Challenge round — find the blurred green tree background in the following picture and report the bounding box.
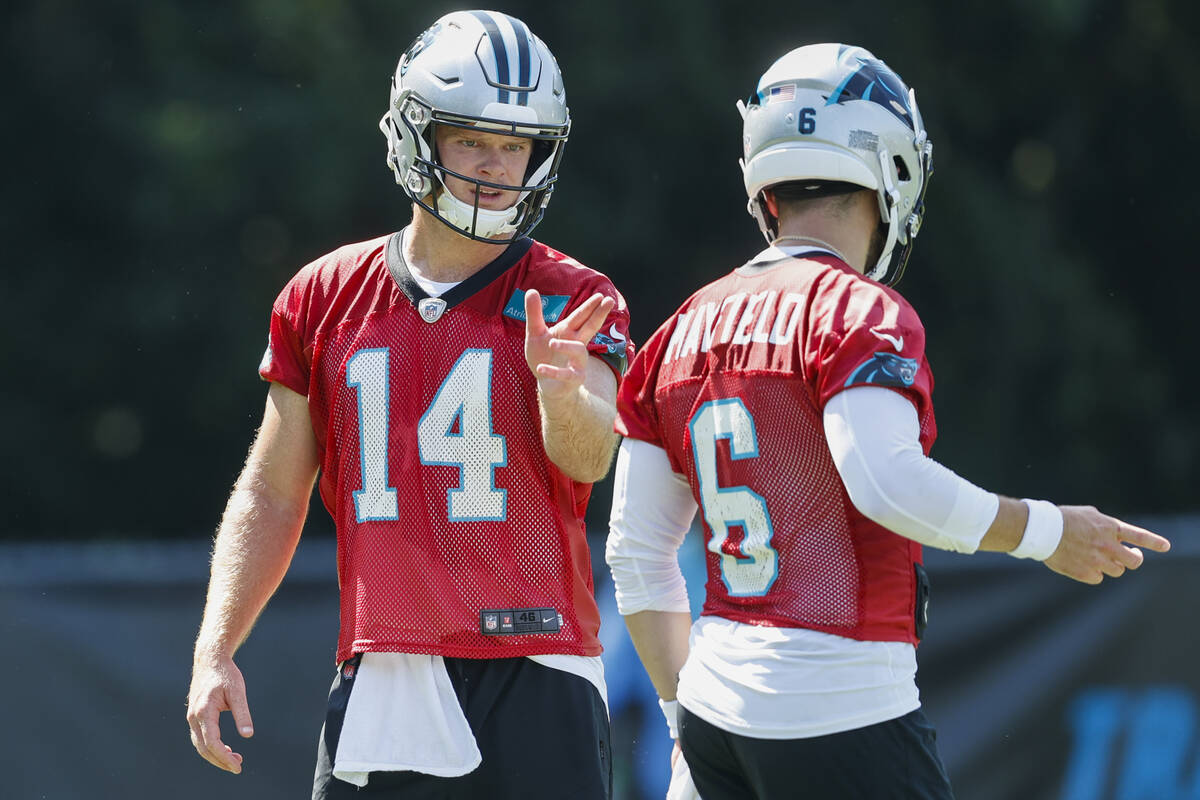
[4,0,1196,539]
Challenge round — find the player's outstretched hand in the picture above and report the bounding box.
[187,654,255,773]
[523,289,615,404]
[1044,505,1171,585]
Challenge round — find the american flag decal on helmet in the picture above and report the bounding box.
[766,84,796,104]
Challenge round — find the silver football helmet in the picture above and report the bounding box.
[738,43,934,285]
[380,10,570,242]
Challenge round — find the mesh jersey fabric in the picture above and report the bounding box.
[261,232,632,663]
[615,250,935,644]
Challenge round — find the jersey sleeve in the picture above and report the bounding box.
[808,276,934,423]
[258,269,314,397]
[614,316,670,446]
[582,280,634,377]
[526,248,635,377]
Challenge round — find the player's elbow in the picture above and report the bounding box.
[839,457,926,538]
[843,476,896,529]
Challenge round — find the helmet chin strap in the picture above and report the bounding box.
[435,186,521,239]
[866,213,900,283]
[866,147,903,283]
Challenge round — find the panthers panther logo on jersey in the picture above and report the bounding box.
[845,351,919,388]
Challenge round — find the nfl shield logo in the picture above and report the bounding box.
[418,297,447,323]
[484,613,499,632]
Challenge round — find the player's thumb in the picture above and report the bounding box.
[229,688,255,738]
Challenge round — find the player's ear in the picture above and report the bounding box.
[763,189,779,218]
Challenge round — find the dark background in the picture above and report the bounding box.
[4,0,1197,539]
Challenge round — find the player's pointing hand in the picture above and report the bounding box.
[1044,506,1171,584]
[524,289,615,403]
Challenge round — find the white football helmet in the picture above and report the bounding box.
[738,43,933,285]
[379,10,570,242]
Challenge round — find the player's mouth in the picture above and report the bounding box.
[474,187,508,207]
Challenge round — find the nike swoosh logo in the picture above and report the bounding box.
[873,331,904,351]
[543,616,556,624]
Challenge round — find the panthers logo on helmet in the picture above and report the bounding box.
[399,23,441,76]
[845,351,919,389]
[826,50,914,130]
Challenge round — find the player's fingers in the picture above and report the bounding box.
[524,289,548,337]
[195,691,246,773]
[1053,559,1103,586]
[1100,560,1126,579]
[194,712,241,773]
[1115,545,1145,571]
[187,715,206,758]
[1118,522,1171,553]
[559,293,607,336]
[228,687,255,739]
[578,296,616,339]
[548,338,589,362]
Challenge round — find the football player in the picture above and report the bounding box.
[186,11,629,799]
[606,43,1170,799]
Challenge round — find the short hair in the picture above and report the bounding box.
[771,181,863,217]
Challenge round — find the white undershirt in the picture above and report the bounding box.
[606,386,999,738]
[407,268,460,297]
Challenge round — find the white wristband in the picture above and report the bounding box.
[659,698,680,739]
[1011,499,1064,560]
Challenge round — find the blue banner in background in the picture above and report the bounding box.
[0,516,1195,800]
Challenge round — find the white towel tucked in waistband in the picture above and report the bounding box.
[332,652,481,787]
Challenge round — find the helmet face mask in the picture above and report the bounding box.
[739,44,934,285]
[380,11,570,242]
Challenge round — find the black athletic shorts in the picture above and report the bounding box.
[679,705,954,800]
[312,654,611,800]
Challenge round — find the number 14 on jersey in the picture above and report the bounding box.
[345,347,508,523]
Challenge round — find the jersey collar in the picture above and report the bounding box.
[385,227,534,312]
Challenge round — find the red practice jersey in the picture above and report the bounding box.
[261,232,631,663]
[616,249,935,645]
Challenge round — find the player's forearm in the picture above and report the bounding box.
[539,369,619,483]
[193,477,309,662]
[622,610,693,701]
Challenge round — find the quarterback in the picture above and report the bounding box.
[187,11,629,799]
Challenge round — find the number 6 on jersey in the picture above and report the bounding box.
[689,399,778,596]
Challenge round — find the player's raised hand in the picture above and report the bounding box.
[187,654,255,773]
[524,288,614,403]
[1044,505,1171,584]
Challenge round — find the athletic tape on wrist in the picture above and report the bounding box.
[1011,499,1064,561]
[659,698,680,740]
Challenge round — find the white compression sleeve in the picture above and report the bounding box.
[823,386,999,553]
[605,438,698,615]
